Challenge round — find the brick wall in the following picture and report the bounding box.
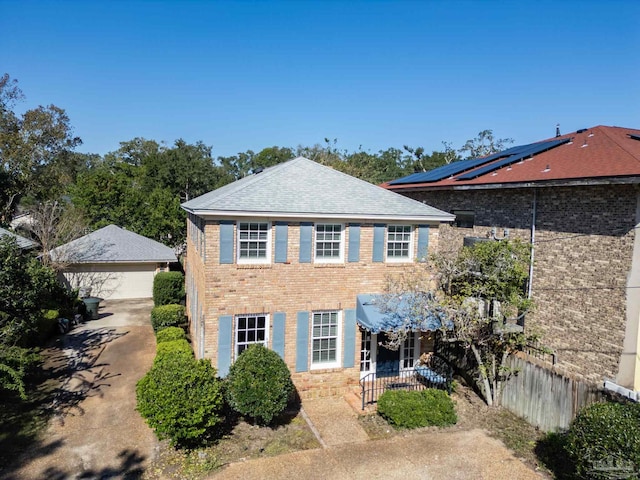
[186,219,441,398]
[406,184,637,383]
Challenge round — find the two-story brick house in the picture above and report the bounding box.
[383,126,640,395]
[182,157,454,398]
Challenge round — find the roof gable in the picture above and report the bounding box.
[50,225,177,263]
[182,157,454,222]
[384,126,640,191]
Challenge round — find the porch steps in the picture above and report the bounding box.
[344,387,377,415]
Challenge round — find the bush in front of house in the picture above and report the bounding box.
[136,353,225,448]
[225,344,295,425]
[154,339,193,365]
[565,401,640,478]
[150,304,185,333]
[377,388,457,429]
[156,326,186,344]
[153,271,185,307]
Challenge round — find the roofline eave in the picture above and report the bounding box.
[181,208,454,223]
[385,175,640,192]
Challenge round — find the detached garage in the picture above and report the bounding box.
[51,225,178,300]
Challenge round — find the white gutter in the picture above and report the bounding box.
[185,210,456,223]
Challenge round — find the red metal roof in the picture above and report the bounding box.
[383,126,640,191]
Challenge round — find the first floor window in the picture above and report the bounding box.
[238,222,270,262]
[312,311,340,367]
[235,314,268,358]
[387,225,412,261]
[452,210,475,228]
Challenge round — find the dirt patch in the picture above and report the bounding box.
[143,412,320,480]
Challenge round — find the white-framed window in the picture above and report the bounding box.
[314,223,344,263]
[237,221,271,264]
[386,225,413,262]
[311,311,341,369]
[235,313,269,359]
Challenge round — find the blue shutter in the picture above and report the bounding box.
[373,224,385,262]
[299,222,313,263]
[343,309,357,368]
[275,222,288,263]
[272,312,286,359]
[219,221,234,264]
[348,224,360,262]
[296,311,309,372]
[218,315,233,377]
[417,225,430,261]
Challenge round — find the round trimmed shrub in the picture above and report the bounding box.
[377,388,457,429]
[136,355,224,447]
[153,271,185,307]
[225,344,295,425]
[150,304,185,333]
[565,401,640,478]
[155,339,193,365]
[156,326,186,344]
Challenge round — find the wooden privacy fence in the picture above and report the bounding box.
[500,355,603,432]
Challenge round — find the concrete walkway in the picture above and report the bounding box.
[7,299,158,480]
[301,396,369,447]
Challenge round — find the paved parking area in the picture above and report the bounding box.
[10,299,158,480]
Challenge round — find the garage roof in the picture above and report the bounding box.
[50,225,177,264]
[0,227,38,250]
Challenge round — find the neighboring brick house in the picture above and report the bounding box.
[181,157,454,398]
[383,125,640,393]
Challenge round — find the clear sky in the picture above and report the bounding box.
[2,0,639,158]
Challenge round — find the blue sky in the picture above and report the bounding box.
[2,0,639,158]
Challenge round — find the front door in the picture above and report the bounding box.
[376,332,400,377]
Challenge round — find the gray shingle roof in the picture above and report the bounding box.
[182,157,454,222]
[50,225,177,263]
[0,227,38,250]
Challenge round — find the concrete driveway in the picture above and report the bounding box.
[8,299,158,480]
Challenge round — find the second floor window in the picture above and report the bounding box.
[238,222,270,263]
[387,225,412,261]
[315,224,343,263]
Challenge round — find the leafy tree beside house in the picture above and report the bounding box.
[377,239,533,407]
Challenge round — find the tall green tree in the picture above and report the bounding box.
[0,74,82,224]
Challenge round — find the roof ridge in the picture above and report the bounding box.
[199,157,301,206]
[597,126,640,165]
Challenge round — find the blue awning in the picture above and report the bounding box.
[356,293,447,334]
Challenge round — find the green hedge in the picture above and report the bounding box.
[153,272,185,307]
[377,389,457,429]
[34,309,59,344]
[150,304,185,333]
[136,354,225,447]
[565,401,640,478]
[225,344,295,425]
[156,326,186,344]
[155,339,193,365]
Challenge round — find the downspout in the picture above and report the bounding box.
[528,189,537,299]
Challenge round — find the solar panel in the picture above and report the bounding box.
[456,138,571,180]
[388,142,539,185]
[629,134,640,141]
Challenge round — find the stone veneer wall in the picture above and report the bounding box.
[405,184,637,384]
[185,219,441,398]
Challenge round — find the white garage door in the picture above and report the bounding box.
[63,263,157,300]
